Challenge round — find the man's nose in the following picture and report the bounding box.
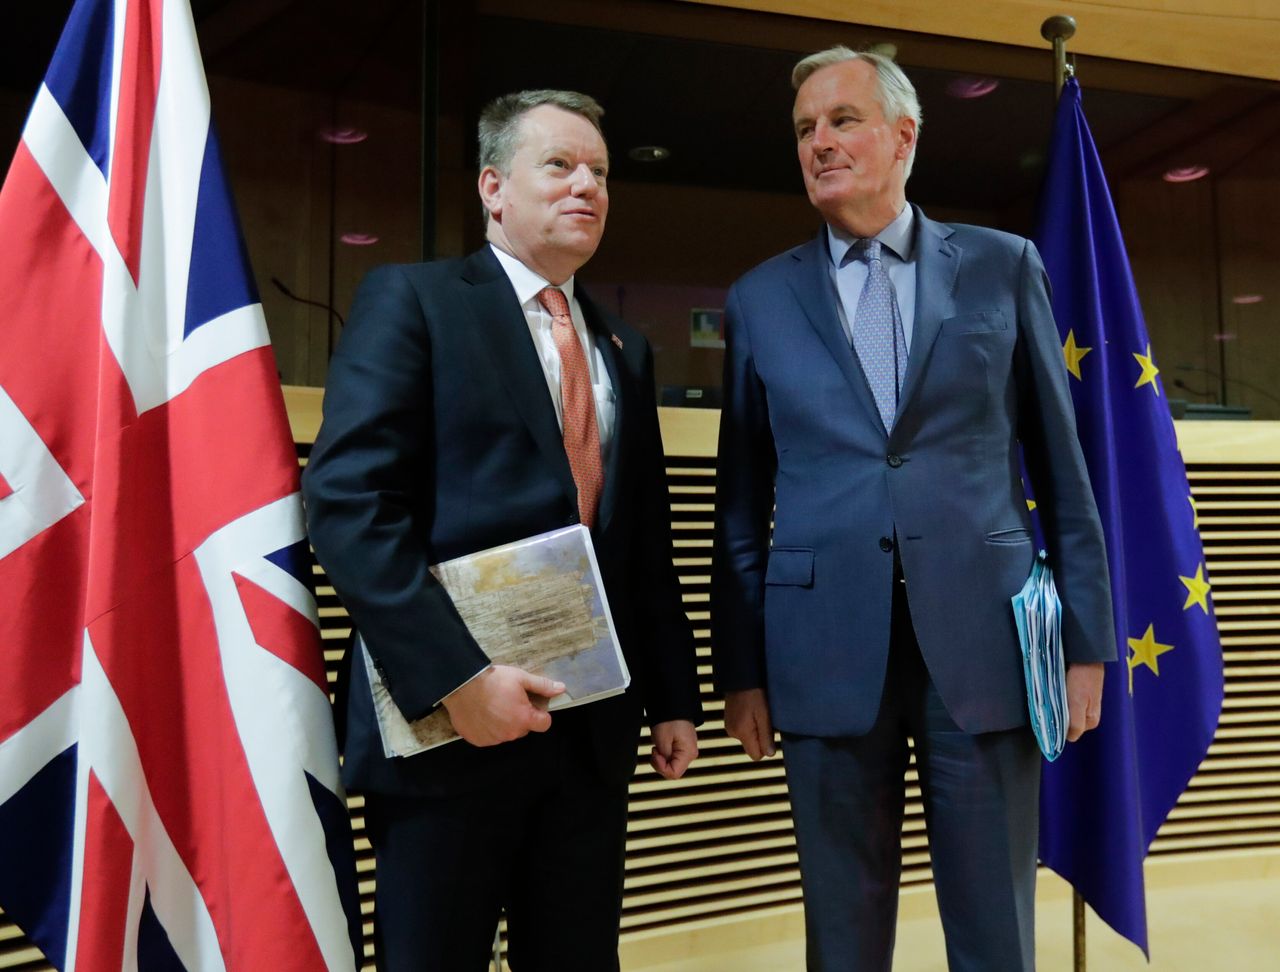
[811,121,835,153]
[570,164,598,195]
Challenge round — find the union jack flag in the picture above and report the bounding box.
[0,1,359,969]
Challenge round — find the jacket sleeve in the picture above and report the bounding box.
[1015,239,1119,665]
[629,337,704,726]
[301,265,489,721]
[710,282,778,692]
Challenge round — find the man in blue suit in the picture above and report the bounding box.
[303,90,701,971]
[712,48,1117,971]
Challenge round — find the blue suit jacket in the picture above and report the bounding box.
[712,206,1116,736]
[303,247,701,795]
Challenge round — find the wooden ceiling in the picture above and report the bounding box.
[5,0,1279,229]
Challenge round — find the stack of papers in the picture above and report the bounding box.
[362,524,630,757]
[1011,550,1068,761]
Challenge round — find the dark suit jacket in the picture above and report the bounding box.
[712,206,1117,737]
[303,246,701,796]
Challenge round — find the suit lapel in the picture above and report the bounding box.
[785,234,885,431]
[459,248,578,507]
[898,206,960,427]
[579,285,625,538]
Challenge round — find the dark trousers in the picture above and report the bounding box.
[782,573,1041,972]
[363,724,630,972]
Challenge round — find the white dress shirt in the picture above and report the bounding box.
[826,204,917,352]
[489,244,615,461]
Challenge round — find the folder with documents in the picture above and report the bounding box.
[1011,550,1069,761]
[361,524,630,757]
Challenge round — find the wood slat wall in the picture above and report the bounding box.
[3,414,1278,970]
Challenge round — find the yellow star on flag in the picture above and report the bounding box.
[1189,494,1199,530]
[1133,343,1161,396]
[1180,564,1211,613]
[1026,498,1037,512]
[1063,329,1092,381]
[1127,623,1175,693]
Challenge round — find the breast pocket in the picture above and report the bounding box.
[940,310,1007,335]
[986,527,1031,546]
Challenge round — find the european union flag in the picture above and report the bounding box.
[1032,76,1225,954]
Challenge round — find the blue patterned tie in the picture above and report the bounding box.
[850,238,907,432]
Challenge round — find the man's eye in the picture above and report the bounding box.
[796,127,813,140]
[549,159,568,169]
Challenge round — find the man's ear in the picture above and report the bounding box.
[478,166,503,219]
[895,116,917,163]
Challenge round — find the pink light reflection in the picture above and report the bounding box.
[319,127,368,145]
[945,77,999,99]
[1163,165,1209,183]
[340,233,380,246]
[1232,294,1264,305]
[1212,332,1237,342]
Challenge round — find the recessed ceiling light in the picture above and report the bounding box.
[946,77,999,99]
[340,232,379,246]
[1232,294,1264,305]
[628,146,670,162]
[1163,165,1209,183]
[320,127,368,145]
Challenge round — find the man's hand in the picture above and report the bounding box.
[441,665,565,747]
[1065,662,1105,742]
[724,688,777,760]
[650,720,699,780]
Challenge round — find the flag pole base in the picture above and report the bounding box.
[1073,889,1087,972]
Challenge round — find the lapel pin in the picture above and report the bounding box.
[611,334,624,350]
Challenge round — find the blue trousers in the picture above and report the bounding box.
[782,575,1040,971]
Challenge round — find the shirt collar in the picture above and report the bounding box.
[489,243,576,310]
[826,204,915,268]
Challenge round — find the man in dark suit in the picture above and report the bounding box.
[303,89,701,972]
[712,48,1117,971]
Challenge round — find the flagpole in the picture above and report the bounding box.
[1040,18,1085,971]
[1041,15,1076,100]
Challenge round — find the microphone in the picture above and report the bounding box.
[271,277,346,330]
[1169,378,1215,400]
[1175,364,1280,408]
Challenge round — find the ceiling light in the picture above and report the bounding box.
[1162,165,1209,183]
[340,232,379,246]
[946,77,999,99]
[628,146,670,162]
[1232,294,1263,305]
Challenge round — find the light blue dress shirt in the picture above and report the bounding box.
[826,204,917,352]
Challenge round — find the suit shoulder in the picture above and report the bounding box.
[941,221,1030,260]
[731,240,814,293]
[356,257,470,292]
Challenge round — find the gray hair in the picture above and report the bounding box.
[478,89,606,175]
[792,46,922,178]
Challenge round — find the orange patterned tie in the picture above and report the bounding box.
[537,287,603,528]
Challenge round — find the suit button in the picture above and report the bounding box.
[879,536,894,552]
[887,454,903,468]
